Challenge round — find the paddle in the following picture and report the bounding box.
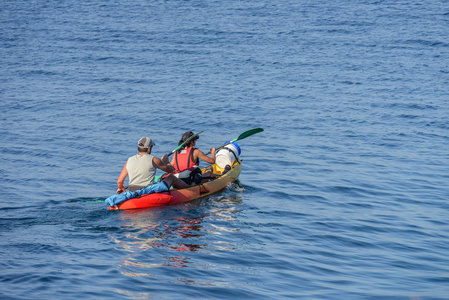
[206,127,264,155]
[167,131,204,157]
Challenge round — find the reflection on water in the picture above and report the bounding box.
[110,192,243,279]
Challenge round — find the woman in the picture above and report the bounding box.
[171,131,216,172]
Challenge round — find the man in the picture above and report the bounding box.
[116,137,189,194]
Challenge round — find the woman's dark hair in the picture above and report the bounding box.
[178,131,199,148]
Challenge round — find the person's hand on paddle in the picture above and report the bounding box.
[161,154,170,165]
[210,147,216,155]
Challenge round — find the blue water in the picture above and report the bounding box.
[1,0,449,299]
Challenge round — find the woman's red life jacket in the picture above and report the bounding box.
[173,147,199,171]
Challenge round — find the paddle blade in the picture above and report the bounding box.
[232,127,264,142]
[206,127,264,154]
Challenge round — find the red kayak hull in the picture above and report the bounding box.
[108,162,241,210]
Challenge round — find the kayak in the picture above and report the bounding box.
[107,160,242,210]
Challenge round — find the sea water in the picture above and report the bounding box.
[1,0,448,299]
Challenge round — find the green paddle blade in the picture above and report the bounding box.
[207,127,264,155]
[231,127,264,143]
